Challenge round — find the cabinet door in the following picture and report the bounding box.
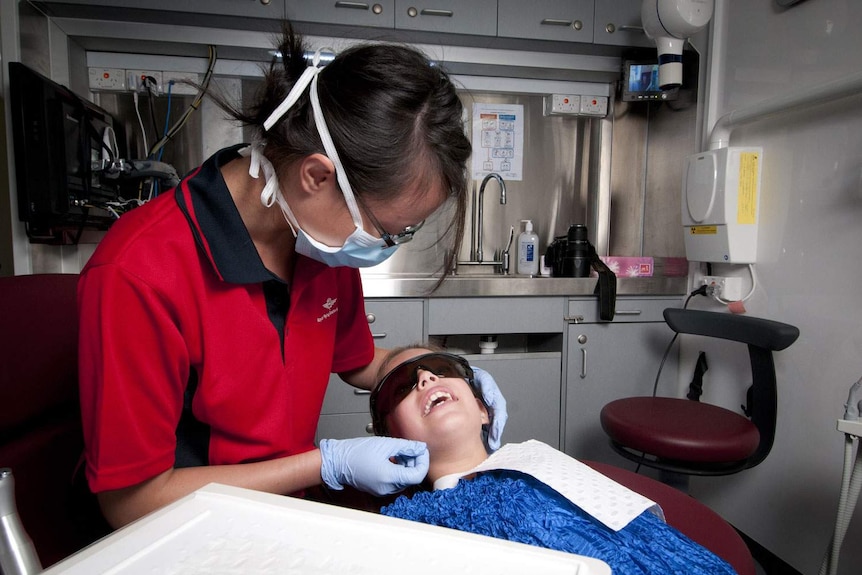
[394,0,497,36]
[593,0,652,48]
[563,321,677,465]
[317,299,424,441]
[42,0,284,18]
[468,353,561,449]
[497,0,593,43]
[287,0,395,28]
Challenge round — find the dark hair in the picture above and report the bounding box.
[215,23,471,277]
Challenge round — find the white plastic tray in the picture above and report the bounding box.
[44,483,611,574]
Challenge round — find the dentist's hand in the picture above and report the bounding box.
[472,366,508,451]
[319,437,429,495]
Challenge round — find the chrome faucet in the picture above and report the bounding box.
[472,173,507,263]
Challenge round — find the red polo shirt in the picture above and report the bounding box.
[78,145,374,493]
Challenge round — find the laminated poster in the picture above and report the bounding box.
[471,103,524,181]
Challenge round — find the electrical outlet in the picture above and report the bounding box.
[162,71,202,96]
[127,70,163,94]
[701,276,743,301]
[544,94,580,115]
[580,96,608,116]
[88,68,126,91]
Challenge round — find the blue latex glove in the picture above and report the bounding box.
[319,437,429,495]
[472,366,508,451]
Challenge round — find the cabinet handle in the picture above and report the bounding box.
[564,315,584,324]
[365,423,375,434]
[420,8,454,17]
[354,389,371,395]
[335,1,370,10]
[541,18,571,26]
[615,310,642,316]
[371,332,387,339]
[580,348,587,379]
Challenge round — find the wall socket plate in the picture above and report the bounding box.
[544,94,581,115]
[702,275,743,301]
[128,70,163,93]
[88,67,126,91]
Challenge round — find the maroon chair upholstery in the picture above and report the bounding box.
[601,308,799,476]
[585,460,756,575]
[0,274,109,567]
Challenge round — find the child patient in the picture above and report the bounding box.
[370,346,737,575]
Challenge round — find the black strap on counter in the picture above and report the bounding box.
[588,242,616,321]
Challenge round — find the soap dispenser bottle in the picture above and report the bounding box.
[517,219,539,276]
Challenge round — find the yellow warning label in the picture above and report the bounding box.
[689,226,718,235]
[737,152,759,224]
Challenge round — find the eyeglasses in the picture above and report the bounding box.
[354,193,425,248]
[370,352,474,435]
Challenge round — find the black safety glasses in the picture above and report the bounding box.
[370,352,474,435]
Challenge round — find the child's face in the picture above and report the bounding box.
[382,349,489,446]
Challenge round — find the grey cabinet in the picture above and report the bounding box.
[427,296,566,449]
[315,299,424,442]
[593,0,652,48]
[562,297,679,465]
[394,0,497,36]
[41,0,284,18]
[287,0,395,28]
[497,0,594,43]
[468,352,562,448]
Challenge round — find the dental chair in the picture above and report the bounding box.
[600,308,799,480]
[0,273,110,569]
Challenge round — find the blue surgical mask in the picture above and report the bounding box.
[243,49,399,269]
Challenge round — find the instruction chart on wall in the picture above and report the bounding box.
[472,103,524,181]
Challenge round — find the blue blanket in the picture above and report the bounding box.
[382,471,736,575]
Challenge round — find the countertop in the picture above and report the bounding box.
[361,256,690,298]
[360,274,688,298]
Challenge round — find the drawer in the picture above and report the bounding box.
[566,296,681,324]
[428,297,565,335]
[321,299,424,414]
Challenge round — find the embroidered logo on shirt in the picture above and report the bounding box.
[318,297,338,322]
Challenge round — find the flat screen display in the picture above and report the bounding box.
[621,61,679,102]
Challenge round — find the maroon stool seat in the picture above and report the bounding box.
[600,308,799,476]
[602,396,760,463]
[585,460,756,575]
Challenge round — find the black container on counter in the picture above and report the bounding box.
[545,224,591,278]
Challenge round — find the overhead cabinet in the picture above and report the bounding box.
[37,0,285,19]
[497,0,594,43]
[394,0,497,36]
[287,1,395,29]
[593,0,652,48]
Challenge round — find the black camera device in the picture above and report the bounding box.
[545,224,592,278]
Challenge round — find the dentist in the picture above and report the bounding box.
[77,24,507,529]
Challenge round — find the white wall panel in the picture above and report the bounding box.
[688,2,862,574]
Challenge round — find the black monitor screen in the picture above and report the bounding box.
[621,60,679,102]
[8,61,124,243]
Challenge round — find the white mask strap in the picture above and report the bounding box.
[309,74,364,229]
[263,48,329,132]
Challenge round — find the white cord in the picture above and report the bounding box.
[132,91,148,156]
[820,436,862,575]
[713,263,758,305]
